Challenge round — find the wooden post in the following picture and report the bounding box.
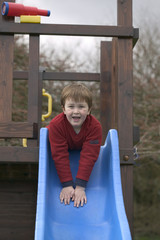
[100,41,112,144]
[0,0,14,122]
[27,35,41,147]
[100,39,119,142]
[111,38,118,130]
[117,0,134,236]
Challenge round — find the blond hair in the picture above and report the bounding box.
[61,83,92,109]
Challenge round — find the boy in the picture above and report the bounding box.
[48,83,102,207]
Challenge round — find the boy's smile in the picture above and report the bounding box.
[63,99,90,133]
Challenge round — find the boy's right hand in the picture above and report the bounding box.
[60,186,75,205]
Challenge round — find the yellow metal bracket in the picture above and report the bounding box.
[23,89,52,147]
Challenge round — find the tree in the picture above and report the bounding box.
[133,22,160,237]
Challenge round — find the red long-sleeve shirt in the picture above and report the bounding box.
[48,112,102,188]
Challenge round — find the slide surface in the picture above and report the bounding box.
[34,128,132,240]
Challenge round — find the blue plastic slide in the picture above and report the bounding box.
[34,128,132,240]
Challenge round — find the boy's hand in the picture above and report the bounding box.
[73,186,87,207]
[60,186,75,205]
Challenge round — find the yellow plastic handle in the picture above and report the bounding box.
[41,88,52,121]
[23,89,52,147]
[22,138,27,147]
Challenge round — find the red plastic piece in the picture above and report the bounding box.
[2,2,50,17]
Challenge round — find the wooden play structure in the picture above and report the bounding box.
[0,0,139,239]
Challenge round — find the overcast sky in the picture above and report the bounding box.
[16,0,160,25]
[16,0,160,56]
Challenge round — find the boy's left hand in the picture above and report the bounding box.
[73,186,87,207]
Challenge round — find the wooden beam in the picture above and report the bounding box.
[0,36,13,121]
[0,146,39,163]
[117,38,133,150]
[0,180,37,239]
[13,71,100,82]
[0,0,14,122]
[100,41,112,144]
[117,0,133,236]
[43,72,100,82]
[118,0,132,26]
[0,122,38,138]
[27,35,41,147]
[111,38,118,130]
[13,71,28,80]
[28,35,40,124]
[0,22,138,38]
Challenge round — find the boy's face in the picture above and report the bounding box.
[63,98,90,133]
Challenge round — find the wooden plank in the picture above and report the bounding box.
[43,72,100,82]
[38,71,43,133]
[0,146,39,163]
[117,39,133,233]
[118,0,132,26]
[0,180,37,240]
[27,35,40,147]
[121,165,133,232]
[0,22,138,38]
[0,0,15,122]
[13,71,100,82]
[13,71,28,79]
[0,163,38,180]
[0,122,38,138]
[100,41,112,144]
[28,35,40,123]
[117,0,133,236]
[117,38,133,148]
[0,35,13,122]
[111,38,118,130]
[0,228,35,240]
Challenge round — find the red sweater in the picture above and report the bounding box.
[48,113,102,188]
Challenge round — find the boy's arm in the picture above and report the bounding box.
[49,123,74,187]
[75,123,102,188]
